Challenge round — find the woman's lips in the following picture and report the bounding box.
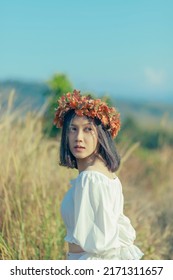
[74,146,85,151]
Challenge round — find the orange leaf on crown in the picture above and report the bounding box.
[75,109,84,116]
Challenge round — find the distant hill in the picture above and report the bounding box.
[0,80,173,129]
[112,97,173,128]
[0,80,49,112]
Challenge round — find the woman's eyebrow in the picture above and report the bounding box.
[70,122,92,127]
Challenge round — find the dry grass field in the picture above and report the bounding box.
[0,95,173,260]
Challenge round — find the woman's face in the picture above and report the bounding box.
[68,115,98,161]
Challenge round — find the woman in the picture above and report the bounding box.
[54,89,144,260]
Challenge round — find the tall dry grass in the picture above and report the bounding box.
[0,93,173,259]
[119,144,173,259]
[0,93,76,259]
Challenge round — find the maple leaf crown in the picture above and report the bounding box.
[53,89,120,138]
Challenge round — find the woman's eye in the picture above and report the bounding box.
[69,126,76,132]
[85,127,92,132]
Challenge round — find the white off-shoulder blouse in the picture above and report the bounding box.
[61,170,144,260]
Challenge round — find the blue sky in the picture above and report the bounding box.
[0,0,173,101]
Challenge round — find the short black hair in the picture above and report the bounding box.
[59,110,120,172]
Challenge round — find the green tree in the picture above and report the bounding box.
[43,73,73,137]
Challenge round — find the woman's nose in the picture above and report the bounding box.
[76,129,83,141]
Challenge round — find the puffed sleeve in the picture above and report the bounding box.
[72,172,121,254]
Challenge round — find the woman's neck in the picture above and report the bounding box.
[77,155,105,173]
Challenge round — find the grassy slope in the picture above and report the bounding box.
[0,97,173,260]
